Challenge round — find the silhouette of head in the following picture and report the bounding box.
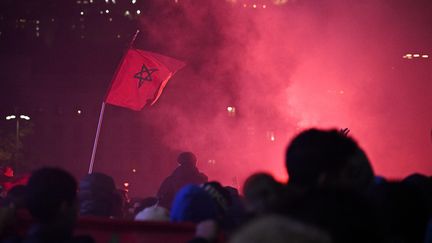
[285,129,374,190]
[78,172,117,217]
[177,152,197,167]
[26,167,77,223]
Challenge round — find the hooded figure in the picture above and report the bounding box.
[157,152,208,209]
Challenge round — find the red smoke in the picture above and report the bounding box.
[129,0,431,190]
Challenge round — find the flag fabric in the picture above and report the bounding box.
[105,48,185,111]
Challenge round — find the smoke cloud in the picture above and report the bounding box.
[109,0,431,193]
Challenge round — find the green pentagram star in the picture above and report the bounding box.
[134,64,158,88]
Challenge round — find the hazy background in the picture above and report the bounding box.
[0,0,431,197]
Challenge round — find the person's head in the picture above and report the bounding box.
[134,206,170,222]
[243,173,283,214]
[78,172,117,217]
[128,197,158,217]
[285,129,374,190]
[26,167,78,225]
[177,152,197,167]
[171,182,230,223]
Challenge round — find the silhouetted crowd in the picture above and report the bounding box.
[0,128,431,243]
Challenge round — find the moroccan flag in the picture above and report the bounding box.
[105,48,185,111]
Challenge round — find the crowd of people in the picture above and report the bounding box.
[0,128,431,243]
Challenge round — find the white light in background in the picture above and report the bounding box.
[136,10,141,14]
[132,168,136,173]
[20,115,30,120]
[227,106,236,117]
[266,131,276,142]
[403,53,429,59]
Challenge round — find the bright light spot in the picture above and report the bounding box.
[262,4,267,8]
[422,54,429,58]
[227,106,236,116]
[124,10,130,16]
[77,109,82,115]
[6,115,16,120]
[413,54,420,57]
[35,26,39,30]
[252,4,257,8]
[20,115,30,120]
[132,0,136,3]
[132,168,136,173]
[124,182,129,187]
[100,10,104,14]
[35,20,40,24]
[403,54,413,59]
[136,10,141,14]
[109,17,113,21]
[174,0,179,3]
[267,131,276,142]
[243,3,247,7]
[105,9,110,13]
[90,0,93,3]
[36,32,40,37]
[208,159,216,165]
[105,0,109,2]
[80,11,84,15]
[111,0,116,3]
[51,18,55,22]
[117,34,121,38]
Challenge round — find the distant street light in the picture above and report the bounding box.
[5,114,31,168]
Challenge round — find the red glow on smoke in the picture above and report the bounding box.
[100,0,432,196]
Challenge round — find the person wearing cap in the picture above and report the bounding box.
[157,152,208,209]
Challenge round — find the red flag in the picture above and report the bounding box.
[105,48,185,111]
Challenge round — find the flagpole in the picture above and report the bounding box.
[88,102,106,174]
[87,29,140,174]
